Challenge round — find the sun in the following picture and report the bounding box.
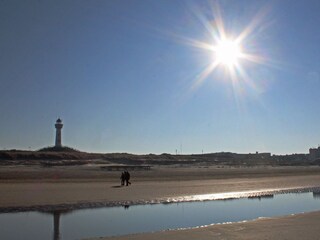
[180,2,270,91]
[214,39,242,67]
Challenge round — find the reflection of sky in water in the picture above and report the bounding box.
[1,192,320,240]
[0,212,52,240]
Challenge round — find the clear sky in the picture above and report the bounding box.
[1,0,320,154]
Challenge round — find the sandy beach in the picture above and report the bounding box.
[1,165,320,209]
[1,165,320,239]
[92,211,320,240]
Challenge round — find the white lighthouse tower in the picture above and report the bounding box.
[55,118,63,147]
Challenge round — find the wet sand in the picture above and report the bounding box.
[1,165,320,239]
[92,211,320,240]
[1,165,320,210]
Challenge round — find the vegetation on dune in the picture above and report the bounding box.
[37,146,80,153]
[0,148,317,167]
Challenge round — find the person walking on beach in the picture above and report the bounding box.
[124,171,131,186]
[120,172,125,186]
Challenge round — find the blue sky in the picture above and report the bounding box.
[1,0,320,154]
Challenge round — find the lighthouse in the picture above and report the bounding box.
[55,118,63,147]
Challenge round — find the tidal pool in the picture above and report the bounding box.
[1,191,320,240]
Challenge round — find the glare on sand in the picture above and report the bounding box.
[168,190,275,202]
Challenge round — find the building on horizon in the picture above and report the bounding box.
[309,147,320,161]
[55,118,63,147]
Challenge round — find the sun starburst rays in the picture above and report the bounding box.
[179,2,275,111]
[191,60,220,90]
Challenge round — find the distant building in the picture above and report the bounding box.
[256,152,271,158]
[309,147,320,160]
[55,118,63,147]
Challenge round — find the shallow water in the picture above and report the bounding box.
[1,191,320,240]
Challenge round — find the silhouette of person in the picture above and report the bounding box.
[120,172,125,186]
[124,171,131,186]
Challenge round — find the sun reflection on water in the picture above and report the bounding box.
[164,187,317,203]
